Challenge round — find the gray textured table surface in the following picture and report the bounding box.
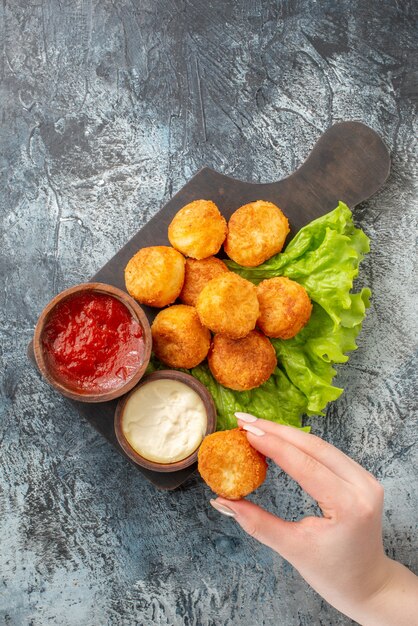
[1,1,417,625]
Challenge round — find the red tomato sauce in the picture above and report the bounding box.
[42,292,145,393]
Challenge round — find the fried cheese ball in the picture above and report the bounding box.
[125,246,185,308]
[208,331,277,391]
[224,200,290,267]
[168,200,227,259]
[257,277,312,339]
[151,304,210,368]
[198,429,267,500]
[196,273,259,339]
[179,257,229,307]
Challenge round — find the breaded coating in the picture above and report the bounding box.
[196,273,259,339]
[224,200,290,267]
[179,257,229,307]
[125,246,185,308]
[198,429,267,500]
[168,200,228,259]
[257,277,312,339]
[151,304,211,368]
[208,331,277,391]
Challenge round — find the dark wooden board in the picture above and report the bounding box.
[28,121,390,490]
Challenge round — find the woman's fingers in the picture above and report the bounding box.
[212,497,308,560]
[235,413,373,488]
[234,425,354,516]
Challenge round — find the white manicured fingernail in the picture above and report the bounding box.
[242,423,265,437]
[235,412,258,423]
[210,499,236,518]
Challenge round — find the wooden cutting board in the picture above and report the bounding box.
[28,121,390,490]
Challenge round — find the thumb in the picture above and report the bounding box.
[212,497,302,560]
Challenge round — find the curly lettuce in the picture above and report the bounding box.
[150,202,371,430]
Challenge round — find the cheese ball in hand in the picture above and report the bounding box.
[224,200,290,267]
[151,304,211,369]
[179,257,229,307]
[125,246,185,308]
[257,277,312,339]
[198,429,267,500]
[208,330,277,391]
[196,273,259,339]
[168,200,227,259]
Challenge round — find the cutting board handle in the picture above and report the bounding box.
[283,121,390,214]
[195,121,390,229]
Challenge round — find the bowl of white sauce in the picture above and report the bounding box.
[114,370,217,472]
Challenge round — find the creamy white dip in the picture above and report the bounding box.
[122,379,207,463]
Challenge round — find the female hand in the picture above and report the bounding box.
[210,414,418,626]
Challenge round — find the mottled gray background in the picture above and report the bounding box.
[1,1,417,625]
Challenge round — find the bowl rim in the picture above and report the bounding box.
[33,282,152,403]
[114,370,217,472]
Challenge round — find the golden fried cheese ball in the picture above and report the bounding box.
[179,257,229,307]
[168,200,227,259]
[125,246,185,308]
[198,429,267,500]
[208,331,277,391]
[224,200,290,267]
[196,273,259,339]
[151,304,210,369]
[256,277,312,339]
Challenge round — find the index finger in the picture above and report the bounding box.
[238,426,353,517]
[235,412,375,488]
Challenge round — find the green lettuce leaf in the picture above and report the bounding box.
[150,202,371,430]
[271,292,370,416]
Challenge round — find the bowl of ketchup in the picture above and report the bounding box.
[33,283,152,402]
